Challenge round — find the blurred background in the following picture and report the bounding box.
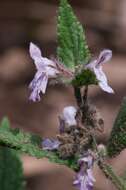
[0,0,126,190]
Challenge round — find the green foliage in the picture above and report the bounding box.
[72,69,98,87]
[107,98,126,157]
[57,0,91,69]
[0,147,24,190]
[0,118,78,170]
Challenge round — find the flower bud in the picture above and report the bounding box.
[62,106,77,126]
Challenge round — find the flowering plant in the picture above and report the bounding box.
[0,0,126,190]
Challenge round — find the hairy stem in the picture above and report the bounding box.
[73,84,126,190]
[91,134,126,190]
[98,160,126,190]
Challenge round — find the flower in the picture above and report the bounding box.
[58,106,77,133]
[73,154,95,190]
[62,106,77,126]
[86,49,114,93]
[42,138,60,150]
[29,42,60,101]
[29,42,73,101]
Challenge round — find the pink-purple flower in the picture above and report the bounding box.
[42,138,60,150]
[86,49,114,93]
[29,42,60,101]
[29,42,73,101]
[29,43,114,101]
[73,154,95,190]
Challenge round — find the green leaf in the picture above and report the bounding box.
[107,98,126,157]
[0,118,78,170]
[0,147,24,190]
[57,0,91,69]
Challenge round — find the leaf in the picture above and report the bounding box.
[0,118,78,170]
[107,98,126,157]
[0,147,24,190]
[57,0,90,69]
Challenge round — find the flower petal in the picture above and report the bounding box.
[62,106,77,126]
[29,42,42,58]
[74,153,95,190]
[39,74,48,94]
[99,81,114,93]
[94,66,114,93]
[42,138,60,150]
[29,71,48,101]
[73,169,95,190]
[29,89,40,102]
[87,169,96,184]
[96,49,112,66]
[94,66,107,83]
[29,42,43,69]
[78,155,93,168]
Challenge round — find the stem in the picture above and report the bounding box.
[73,86,82,108]
[81,85,89,123]
[73,85,126,189]
[91,134,126,190]
[82,85,88,105]
[98,160,126,190]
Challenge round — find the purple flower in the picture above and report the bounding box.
[78,155,93,168]
[29,42,59,101]
[86,49,114,93]
[73,154,95,190]
[29,42,73,101]
[42,138,60,150]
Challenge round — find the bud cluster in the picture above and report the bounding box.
[56,104,104,159]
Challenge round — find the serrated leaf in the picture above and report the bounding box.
[0,147,24,190]
[57,0,90,69]
[107,98,126,157]
[0,118,78,170]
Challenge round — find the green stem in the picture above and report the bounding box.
[91,134,126,190]
[98,160,126,190]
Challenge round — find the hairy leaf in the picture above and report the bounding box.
[57,0,90,69]
[107,98,126,157]
[0,118,78,170]
[0,147,24,190]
